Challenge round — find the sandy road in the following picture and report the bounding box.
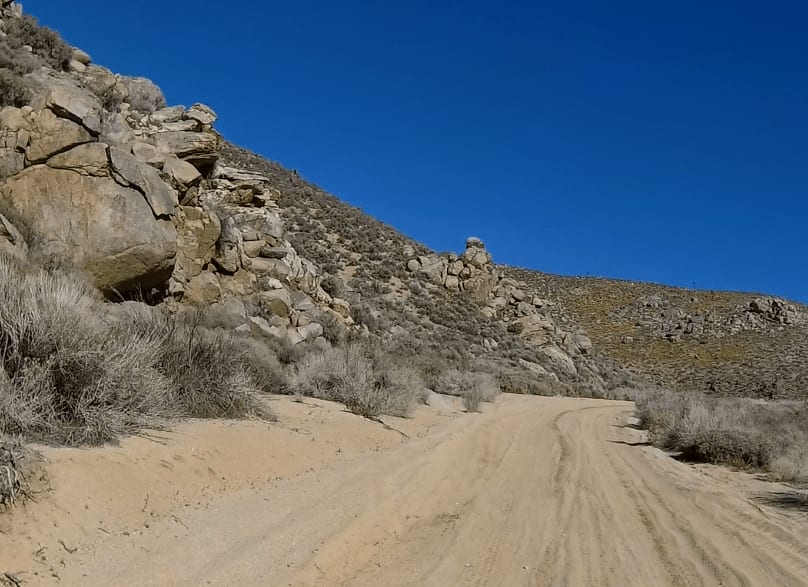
[5,395,808,586]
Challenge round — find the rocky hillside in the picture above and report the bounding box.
[0,1,630,402]
[2,1,799,404]
[506,268,808,398]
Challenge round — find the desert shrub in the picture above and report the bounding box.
[770,447,808,485]
[120,76,166,112]
[0,261,170,444]
[0,256,267,445]
[0,36,39,75]
[320,274,344,298]
[317,311,347,346]
[240,336,289,394]
[0,437,27,509]
[4,15,72,71]
[0,69,31,108]
[290,341,423,417]
[434,368,500,412]
[121,309,268,420]
[497,369,570,396]
[636,389,808,474]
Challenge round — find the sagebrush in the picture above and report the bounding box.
[434,368,500,412]
[0,255,271,445]
[636,388,808,482]
[290,341,424,417]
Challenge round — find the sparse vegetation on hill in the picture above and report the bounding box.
[507,268,808,399]
[4,14,72,71]
[0,13,72,108]
[220,142,628,395]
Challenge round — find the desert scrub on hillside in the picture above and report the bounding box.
[636,389,808,481]
[289,341,424,418]
[3,14,72,71]
[0,68,31,108]
[434,369,500,412]
[0,256,270,445]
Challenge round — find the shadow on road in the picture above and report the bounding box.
[755,491,808,512]
[608,439,652,447]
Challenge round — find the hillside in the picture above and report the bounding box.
[504,269,808,398]
[4,4,808,585]
[0,0,629,469]
[0,0,801,441]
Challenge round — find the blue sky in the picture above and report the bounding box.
[29,1,808,301]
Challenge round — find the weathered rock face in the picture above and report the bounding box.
[2,163,176,291]
[0,59,184,294]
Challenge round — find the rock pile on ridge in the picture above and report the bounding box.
[406,238,605,383]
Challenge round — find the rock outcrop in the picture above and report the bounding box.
[0,1,350,346]
[610,293,808,342]
[405,238,609,384]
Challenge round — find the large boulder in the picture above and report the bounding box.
[154,131,219,167]
[1,165,176,292]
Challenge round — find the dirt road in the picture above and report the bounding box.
[4,395,808,586]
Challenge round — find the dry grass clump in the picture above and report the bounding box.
[289,341,424,418]
[770,447,808,485]
[0,256,268,445]
[434,369,500,412]
[0,437,26,509]
[636,389,808,479]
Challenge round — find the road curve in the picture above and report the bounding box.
[49,396,808,586]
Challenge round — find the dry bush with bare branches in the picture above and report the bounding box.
[636,388,808,481]
[0,256,270,446]
[289,341,424,418]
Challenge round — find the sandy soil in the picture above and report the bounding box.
[2,394,808,586]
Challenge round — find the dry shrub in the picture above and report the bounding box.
[497,368,572,397]
[0,68,31,107]
[0,437,27,509]
[0,256,268,445]
[4,14,72,71]
[434,368,500,412]
[636,389,808,475]
[120,76,166,113]
[770,447,808,485]
[290,341,423,417]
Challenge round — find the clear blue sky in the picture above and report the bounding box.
[29,1,808,301]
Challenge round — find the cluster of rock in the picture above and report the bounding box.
[0,4,351,348]
[742,297,805,328]
[406,238,596,381]
[613,294,807,343]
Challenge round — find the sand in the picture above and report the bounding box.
[2,394,808,586]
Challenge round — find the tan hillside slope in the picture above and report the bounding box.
[507,267,808,398]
